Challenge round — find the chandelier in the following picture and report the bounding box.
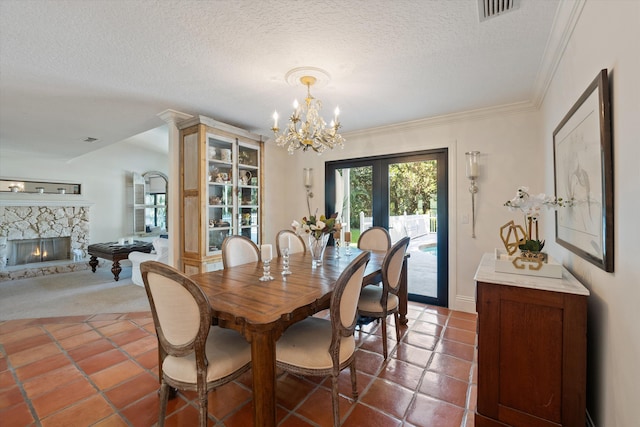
[271,70,345,154]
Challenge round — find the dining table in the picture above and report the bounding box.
[189,246,409,427]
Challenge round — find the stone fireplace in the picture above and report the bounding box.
[0,202,91,281]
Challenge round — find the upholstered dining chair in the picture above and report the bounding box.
[221,235,260,268]
[357,226,391,252]
[140,261,252,427]
[275,251,371,427]
[275,229,306,257]
[357,236,411,359]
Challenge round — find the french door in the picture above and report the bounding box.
[325,149,448,307]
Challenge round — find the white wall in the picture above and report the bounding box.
[264,106,544,313]
[0,141,168,244]
[541,1,639,425]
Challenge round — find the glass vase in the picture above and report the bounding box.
[308,233,330,267]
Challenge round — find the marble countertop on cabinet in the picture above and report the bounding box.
[474,252,590,296]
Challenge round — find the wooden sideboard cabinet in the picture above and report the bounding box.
[474,253,589,427]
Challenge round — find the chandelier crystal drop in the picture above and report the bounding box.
[272,75,345,155]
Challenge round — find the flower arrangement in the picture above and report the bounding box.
[504,186,573,251]
[292,211,341,240]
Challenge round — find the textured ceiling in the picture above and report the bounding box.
[0,0,562,160]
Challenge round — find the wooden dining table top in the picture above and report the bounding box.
[189,247,386,331]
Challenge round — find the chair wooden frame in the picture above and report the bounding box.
[275,229,307,257]
[221,235,260,268]
[141,261,251,427]
[276,251,371,427]
[358,236,411,359]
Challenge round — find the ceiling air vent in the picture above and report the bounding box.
[478,0,519,22]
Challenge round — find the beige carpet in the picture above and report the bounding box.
[0,266,150,320]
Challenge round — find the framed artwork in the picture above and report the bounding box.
[553,69,613,272]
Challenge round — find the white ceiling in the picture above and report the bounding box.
[0,0,563,160]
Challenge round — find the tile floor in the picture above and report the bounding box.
[0,302,477,427]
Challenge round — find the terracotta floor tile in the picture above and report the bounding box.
[15,353,71,381]
[104,372,160,409]
[119,334,157,357]
[335,366,374,398]
[67,339,116,362]
[2,332,53,355]
[342,402,402,427]
[0,325,45,345]
[92,413,130,427]
[392,342,433,368]
[109,328,150,347]
[0,369,15,389]
[443,327,476,346]
[450,311,477,322]
[132,348,158,371]
[419,371,469,408]
[419,311,449,326]
[447,316,477,332]
[77,348,128,375]
[0,319,34,335]
[40,394,113,427]
[217,400,253,427]
[57,329,103,350]
[402,331,439,351]
[354,349,385,376]
[405,393,464,427]
[118,391,161,427]
[435,338,475,362]
[279,413,316,427]
[294,386,355,426]
[8,342,61,368]
[378,358,425,391]
[96,320,138,337]
[360,377,414,419]
[412,320,444,337]
[46,323,93,340]
[208,381,252,420]
[22,364,84,399]
[90,359,144,390]
[0,401,35,426]
[31,378,96,418]
[428,353,472,382]
[0,385,24,409]
[275,373,318,410]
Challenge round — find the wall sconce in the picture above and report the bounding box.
[303,168,313,216]
[465,151,480,238]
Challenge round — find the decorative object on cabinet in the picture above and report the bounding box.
[474,253,588,427]
[502,186,572,274]
[179,115,263,275]
[271,67,344,155]
[553,69,613,272]
[465,151,479,238]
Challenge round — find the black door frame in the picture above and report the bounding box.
[325,148,449,307]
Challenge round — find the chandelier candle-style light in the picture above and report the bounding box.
[272,68,345,154]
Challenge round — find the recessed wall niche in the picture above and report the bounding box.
[0,179,81,195]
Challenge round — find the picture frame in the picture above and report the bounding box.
[553,69,613,272]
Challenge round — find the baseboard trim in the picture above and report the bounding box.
[453,294,476,313]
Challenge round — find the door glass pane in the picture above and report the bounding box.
[334,166,372,247]
[388,160,438,299]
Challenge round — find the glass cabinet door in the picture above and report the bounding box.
[237,143,260,245]
[205,135,260,254]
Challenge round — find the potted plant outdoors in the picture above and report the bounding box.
[504,186,573,261]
